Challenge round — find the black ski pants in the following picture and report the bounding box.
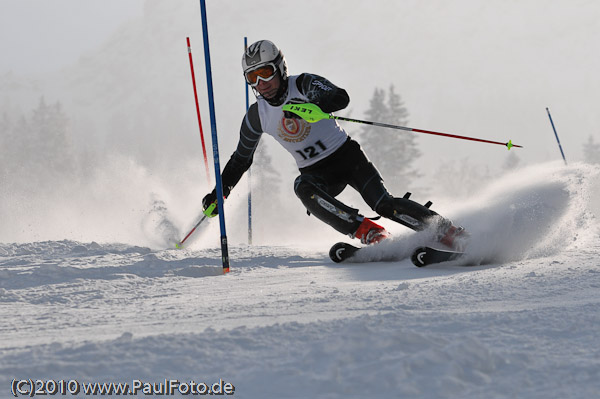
[293,138,439,236]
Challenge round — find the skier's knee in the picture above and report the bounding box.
[294,175,319,202]
[294,174,362,235]
[374,196,395,218]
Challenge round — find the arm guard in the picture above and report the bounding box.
[296,73,350,113]
[216,103,263,197]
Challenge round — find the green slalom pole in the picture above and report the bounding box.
[282,103,523,150]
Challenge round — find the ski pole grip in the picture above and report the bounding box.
[281,103,329,123]
[203,201,218,218]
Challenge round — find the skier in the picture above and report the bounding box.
[202,40,464,249]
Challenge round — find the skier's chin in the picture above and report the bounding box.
[263,91,277,99]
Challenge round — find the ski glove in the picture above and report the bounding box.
[283,98,306,120]
[202,191,220,217]
[283,109,302,120]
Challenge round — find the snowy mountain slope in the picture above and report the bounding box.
[1,162,600,398]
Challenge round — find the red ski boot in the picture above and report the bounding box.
[353,217,389,245]
[438,223,469,251]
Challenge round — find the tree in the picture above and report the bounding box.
[4,97,76,189]
[0,111,13,185]
[0,111,12,162]
[7,115,31,181]
[359,85,420,193]
[0,102,28,178]
[431,158,491,198]
[583,135,600,164]
[31,98,73,175]
[252,140,281,199]
[247,139,283,243]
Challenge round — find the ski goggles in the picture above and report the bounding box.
[244,63,277,87]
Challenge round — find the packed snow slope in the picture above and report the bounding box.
[1,162,600,398]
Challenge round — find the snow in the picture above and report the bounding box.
[3,1,600,396]
[1,163,600,398]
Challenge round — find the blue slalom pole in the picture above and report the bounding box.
[244,36,253,245]
[546,107,567,165]
[199,0,229,273]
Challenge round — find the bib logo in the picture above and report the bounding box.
[278,117,311,143]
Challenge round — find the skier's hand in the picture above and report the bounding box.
[283,109,302,119]
[283,99,305,120]
[202,191,219,217]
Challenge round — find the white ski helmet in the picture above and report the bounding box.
[242,40,288,85]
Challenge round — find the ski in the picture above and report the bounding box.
[329,242,466,266]
[410,246,464,267]
[329,242,361,263]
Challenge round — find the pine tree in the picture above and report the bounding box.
[0,111,11,158]
[431,158,490,198]
[24,97,75,186]
[10,114,30,171]
[252,140,281,199]
[249,139,282,243]
[362,88,387,131]
[0,111,12,184]
[583,135,600,164]
[359,85,420,193]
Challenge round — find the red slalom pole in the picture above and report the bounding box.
[175,37,212,250]
[187,37,211,184]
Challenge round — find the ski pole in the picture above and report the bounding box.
[546,107,567,165]
[283,103,523,150]
[186,37,211,184]
[176,203,217,248]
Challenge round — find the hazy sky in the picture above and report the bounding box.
[0,0,144,74]
[2,0,599,169]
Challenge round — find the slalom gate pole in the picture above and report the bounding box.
[186,37,211,184]
[175,39,212,248]
[199,0,230,273]
[546,107,567,165]
[245,36,253,245]
[282,103,523,150]
[175,38,213,249]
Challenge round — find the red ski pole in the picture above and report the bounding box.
[187,37,211,183]
[283,103,523,150]
[176,203,217,248]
